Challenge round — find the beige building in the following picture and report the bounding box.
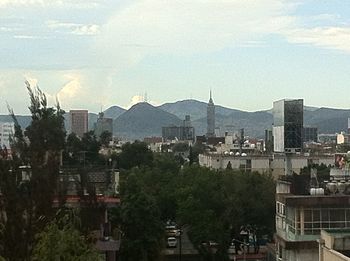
[273,179,350,261]
[337,132,350,145]
[319,230,350,261]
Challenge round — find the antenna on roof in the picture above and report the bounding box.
[144,92,148,103]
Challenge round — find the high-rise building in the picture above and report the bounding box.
[94,112,113,138]
[162,115,195,141]
[206,91,215,137]
[273,99,303,153]
[0,122,15,148]
[70,110,88,138]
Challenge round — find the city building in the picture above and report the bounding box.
[318,134,337,144]
[319,229,350,261]
[94,112,113,138]
[273,99,303,153]
[303,126,318,143]
[199,153,333,178]
[337,132,350,145]
[162,115,195,141]
[0,122,14,148]
[70,110,88,138]
[207,91,215,137]
[273,161,350,261]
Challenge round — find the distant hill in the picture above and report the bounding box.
[193,111,273,138]
[103,106,126,119]
[114,102,182,140]
[159,99,241,120]
[1,101,350,140]
[304,108,350,133]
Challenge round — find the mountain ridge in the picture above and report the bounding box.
[1,99,350,140]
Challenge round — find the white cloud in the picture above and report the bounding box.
[126,95,159,109]
[47,20,100,35]
[283,26,350,53]
[57,73,82,102]
[0,0,100,9]
[94,0,298,69]
[72,24,100,35]
[23,73,38,87]
[127,95,144,108]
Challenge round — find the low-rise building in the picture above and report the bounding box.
[0,122,14,148]
[273,169,350,261]
[199,153,334,178]
[319,229,350,261]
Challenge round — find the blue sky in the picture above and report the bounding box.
[1,0,350,114]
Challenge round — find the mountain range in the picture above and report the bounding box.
[1,99,350,140]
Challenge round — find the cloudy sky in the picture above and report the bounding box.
[1,0,350,114]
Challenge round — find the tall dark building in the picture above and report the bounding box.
[273,99,303,153]
[206,91,215,137]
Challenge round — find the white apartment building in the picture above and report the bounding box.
[0,122,15,148]
[199,153,334,178]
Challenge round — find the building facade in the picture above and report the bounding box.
[274,172,350,261]
[273,99,304,153]
[162,115,195,141]
[0,122,15,148]
[199,153,334,178]
[94,112,113,138]
[207,91,215,137]
[70,110,88,138]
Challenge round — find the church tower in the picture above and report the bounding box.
[207,90,215,137]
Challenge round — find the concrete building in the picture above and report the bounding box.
[94,112,113,138]
[198,153,334,178]
[337,132,350,145]
[162,115,195,141]
[70,110,88,138]
[207,91,215,137]
[0,122,14,148]
[273,169,350,261]
[273,99,303,153]
[319,230,350,261]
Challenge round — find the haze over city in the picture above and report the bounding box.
[1,0,350,114]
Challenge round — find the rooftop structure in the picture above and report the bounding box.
[273,161,350,261]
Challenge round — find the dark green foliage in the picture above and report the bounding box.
[116,152,275,260]
[118,141,153,170]
[99,130,112,147]
[64,131,102,166]
[119,173,164,261]
[0,83,66,260]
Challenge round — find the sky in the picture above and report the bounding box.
[1,0,350,114]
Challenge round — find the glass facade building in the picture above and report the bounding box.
[273,99,303,153]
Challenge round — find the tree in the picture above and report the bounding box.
[0,83,66,260]
[119,173,164,261]
[118,141,153,170]
[32,215,99,261]
[99,130,112,147]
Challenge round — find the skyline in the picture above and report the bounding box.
[1,0,350,114]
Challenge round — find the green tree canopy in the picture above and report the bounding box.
[118,141,153,170]
[32,216,99,261]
